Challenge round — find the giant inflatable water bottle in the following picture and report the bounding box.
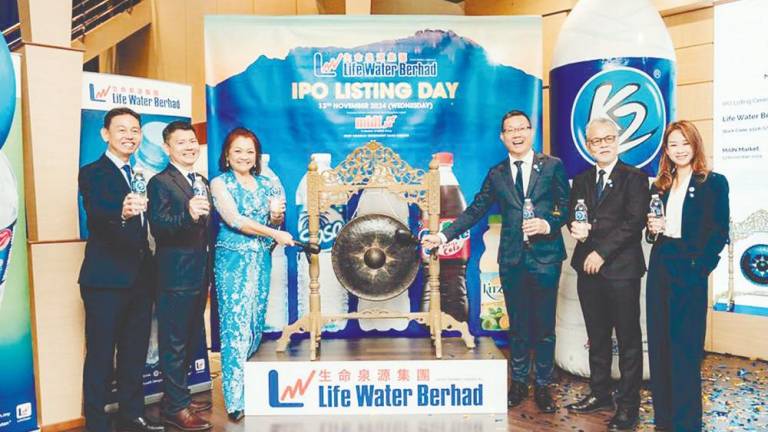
[551,0,670,379]
[261,153,289,333]
[296,153,348,332]
[550,0,676,178]
[0,36,17,308]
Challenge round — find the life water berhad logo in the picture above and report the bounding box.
[571,66,666,168]
[267,369,315,408]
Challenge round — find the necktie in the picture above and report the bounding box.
[514,160,525,201]
[121,164,133,187]
[187,172,196,185]
[596,169,606,201]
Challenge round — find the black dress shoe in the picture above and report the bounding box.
[117,416,165,432]
[608,406,639,431]
[227,410,244,422]
[534,386,557,413]
[565,393,614,413]
[507,381,529,408]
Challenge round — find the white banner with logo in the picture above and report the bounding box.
[78,73,212,401]
[712,0,768,316]
[245,359,506,415]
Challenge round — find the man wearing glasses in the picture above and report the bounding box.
[565,117,650,431]
[422,109,570,413]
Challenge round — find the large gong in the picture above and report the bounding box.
[331,214,420,301]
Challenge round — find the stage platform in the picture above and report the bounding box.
[250,335,504,362]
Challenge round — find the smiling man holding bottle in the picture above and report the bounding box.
[566,117,650,431]
[422,109,570,413]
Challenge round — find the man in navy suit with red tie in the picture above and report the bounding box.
[78,107,163,432]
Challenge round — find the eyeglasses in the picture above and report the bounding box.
[587,135,617,146]
[502,126,531,135]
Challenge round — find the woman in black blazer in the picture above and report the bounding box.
[646,120,730,431]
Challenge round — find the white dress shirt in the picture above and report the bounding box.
[595,158,618,184]
[663,170,692,239]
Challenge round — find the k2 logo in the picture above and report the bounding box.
[571,66,667,169]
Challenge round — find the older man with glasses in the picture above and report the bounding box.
[565,117,650,431]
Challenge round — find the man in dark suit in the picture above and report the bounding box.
[422,110,570,413]
[78,107,164,432]
[565,117,650,431]
[147,121,212,431]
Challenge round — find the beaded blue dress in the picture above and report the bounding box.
[211,170,278,413]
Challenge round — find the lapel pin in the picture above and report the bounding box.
[533,163,541,172]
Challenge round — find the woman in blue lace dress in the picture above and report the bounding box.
[211,128,293,422]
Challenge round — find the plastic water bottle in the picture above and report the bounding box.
[354,187,411,331]
[574,199,589,223]
[192,173,207,197]
[479,215,506,332]
[261,153,288,333]
[522,198,535,243]
[296,153,347,332]
[131,166,147,198]
[649,194,664,218]
[550,0,676,178]
[0,151,18,307]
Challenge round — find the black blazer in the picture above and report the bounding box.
[442,153,570,266]
[648,171,730,275]
[569,161,650,279]
[78,155,151,289]
[147,164,212,291]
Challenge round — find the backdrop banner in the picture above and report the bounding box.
[78,72,211,403]
[712,0,768,316]
[0,48,38,432]
[205,15,543,341]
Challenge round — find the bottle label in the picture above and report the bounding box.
[574,209,588,222]
[479,272,507,331]
[297,204,345,251]
[418,218,470,260]
[0,223,15,285]
[131,177,147,195]
[550,57,675,178]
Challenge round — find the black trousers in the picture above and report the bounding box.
[81,282,153,432]
[157,285,207,414]
[647,239,708,431]
[577,274,642,407]
[501,253,561,386]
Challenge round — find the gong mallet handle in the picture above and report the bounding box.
[394,228,420,248]
[293,240,321,263]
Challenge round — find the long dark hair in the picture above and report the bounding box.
[654,120,709,194]
[218,127,262,176]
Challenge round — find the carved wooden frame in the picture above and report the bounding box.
[275,141,475,359]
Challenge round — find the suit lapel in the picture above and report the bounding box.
[680,174,697,238]
[97,154,131,194]
[167,164,194,199]
[526,153,543,199]
[499,158,522,207]
[584,168,597,211]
